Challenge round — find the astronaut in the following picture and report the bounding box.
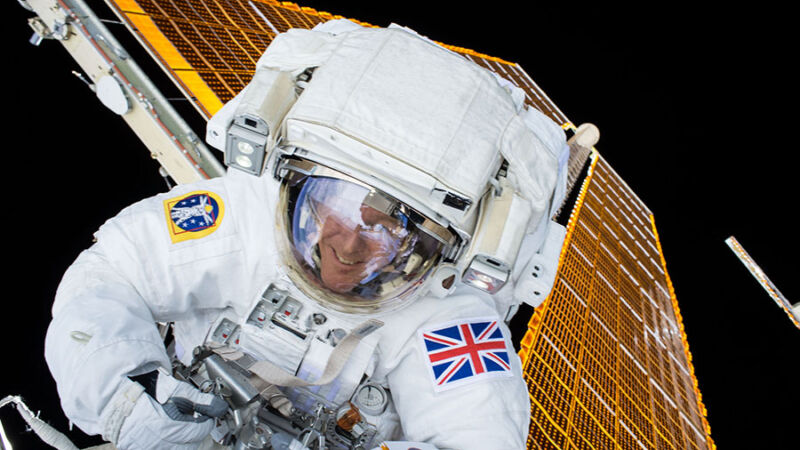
[44,20,569,450]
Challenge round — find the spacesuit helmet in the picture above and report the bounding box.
[206,23,568,316]
[275,158,459,314]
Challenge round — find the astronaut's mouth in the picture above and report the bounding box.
[332,248,361,265]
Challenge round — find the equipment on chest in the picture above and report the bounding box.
[171,284,388,449]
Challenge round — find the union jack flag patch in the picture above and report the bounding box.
[418,317,514,392]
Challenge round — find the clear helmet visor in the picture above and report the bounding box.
[279,172,450,314]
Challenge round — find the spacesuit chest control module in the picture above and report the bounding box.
[44,19,571,450]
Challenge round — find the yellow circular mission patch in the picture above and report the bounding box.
[163,191,225,243]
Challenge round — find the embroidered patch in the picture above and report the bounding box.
[163,191,225,243]
[418,317,513,392]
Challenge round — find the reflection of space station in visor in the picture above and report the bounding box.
[19,0,715,448]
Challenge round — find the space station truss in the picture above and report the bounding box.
[725,237,799,329]
[27,0,715,447]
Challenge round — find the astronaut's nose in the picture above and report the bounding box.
[338,228,366,259]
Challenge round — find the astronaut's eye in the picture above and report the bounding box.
[360,207,406,238]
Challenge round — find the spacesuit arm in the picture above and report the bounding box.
[378,294,530,450]
[44,178,249,442]
[45,237,174,440]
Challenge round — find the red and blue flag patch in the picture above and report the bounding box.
[418,317,514,392]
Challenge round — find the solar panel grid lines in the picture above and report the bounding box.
[650,218,714,440]
[457,52,561,123]
[568,293,616,450]
[109,0,568,123]
[519,152,714,448]
[526,346,573,446]
[508,62,570,126]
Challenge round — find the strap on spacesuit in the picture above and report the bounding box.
[210,319,383,389]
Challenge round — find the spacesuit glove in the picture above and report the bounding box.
[117,368,228,450]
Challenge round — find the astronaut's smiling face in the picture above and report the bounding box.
[317,206,402,294]
[283,172,453,312]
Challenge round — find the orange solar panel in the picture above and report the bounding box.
[519,155,714,449]
[105,0,569,125]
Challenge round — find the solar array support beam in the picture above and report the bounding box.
[21,0,225,183]
[725,236,799,329]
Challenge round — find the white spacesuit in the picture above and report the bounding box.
[45,20,569,450]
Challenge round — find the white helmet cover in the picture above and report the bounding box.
[210,20,569,313]
[257,22,568,232]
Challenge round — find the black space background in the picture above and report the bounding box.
[5,1,797,448]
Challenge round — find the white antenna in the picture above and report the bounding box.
[725,236,799,329]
